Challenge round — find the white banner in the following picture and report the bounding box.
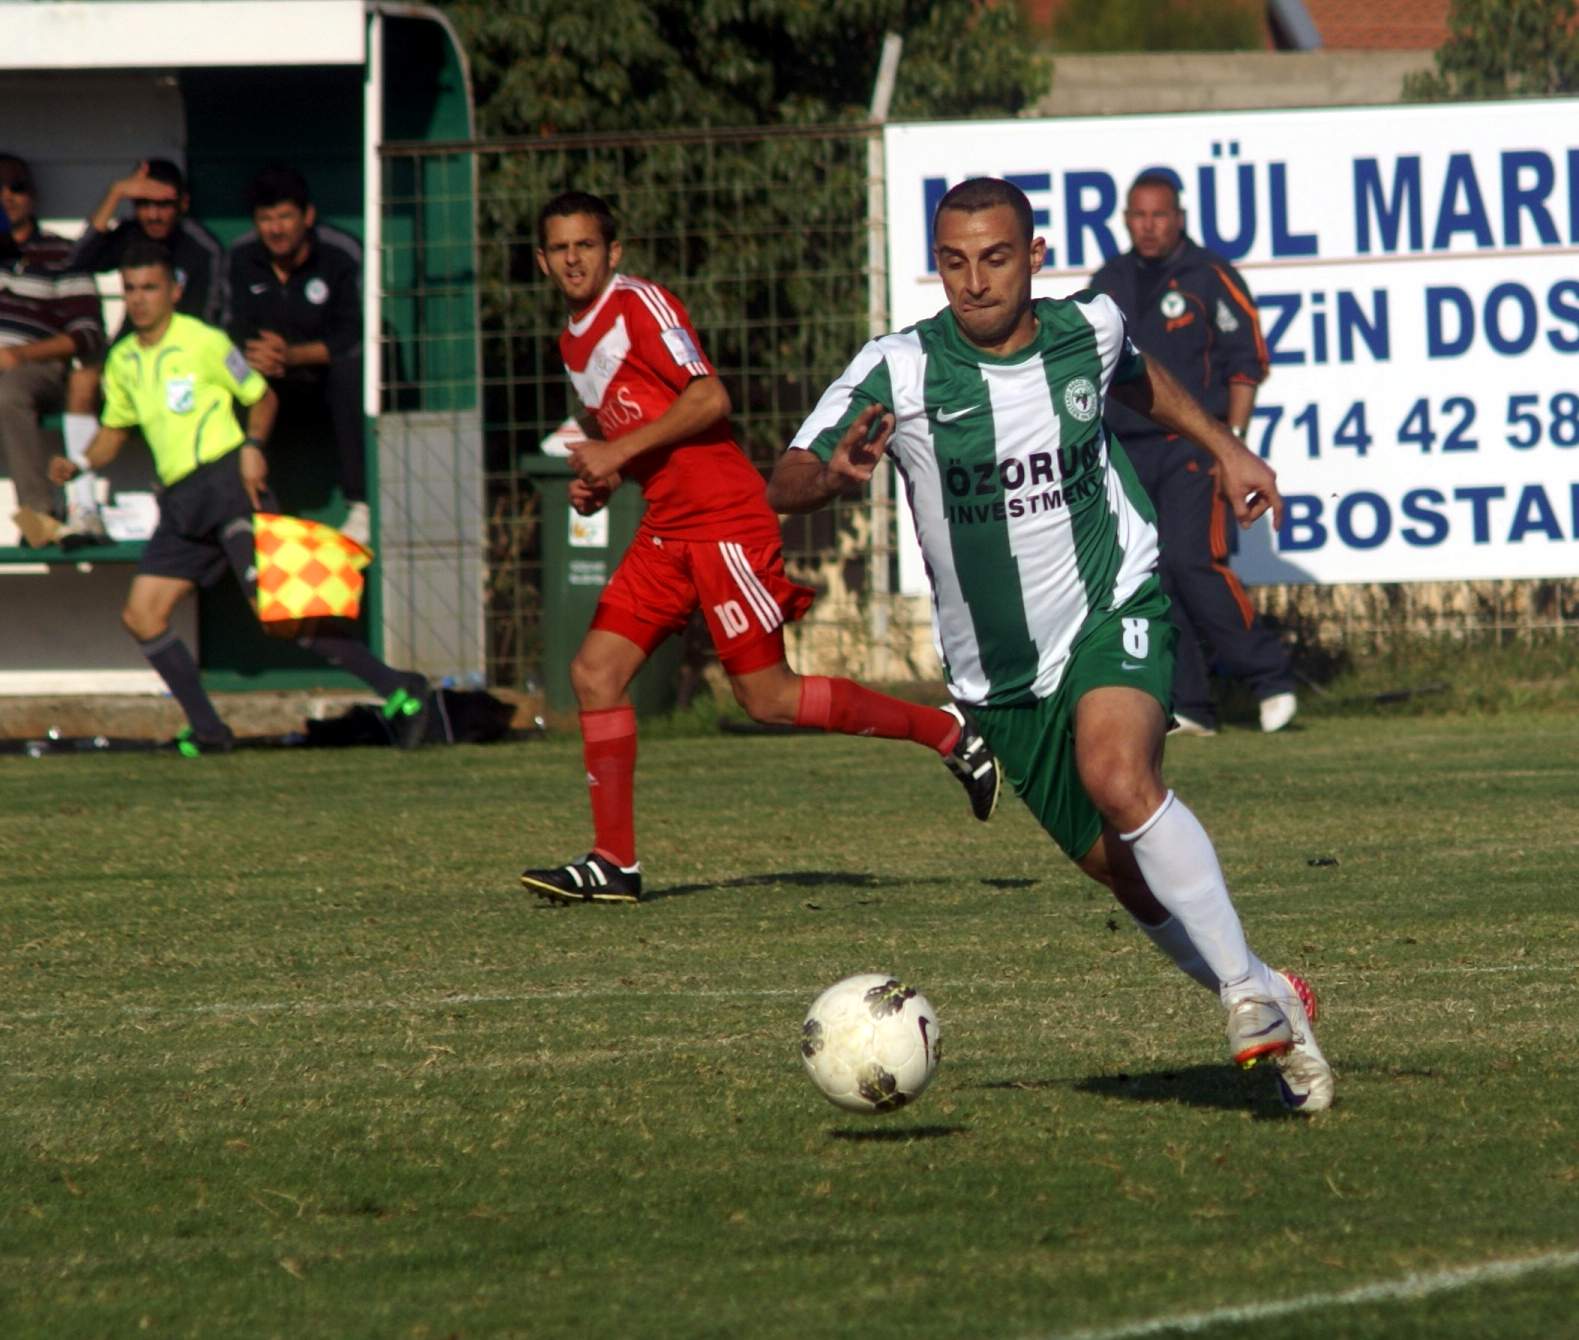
[883,101,1579,588]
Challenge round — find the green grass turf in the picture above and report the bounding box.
[3,712,1577,1338]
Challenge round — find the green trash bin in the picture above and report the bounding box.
[522,455,682,716]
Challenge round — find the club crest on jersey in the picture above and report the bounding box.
[1215,298,1240,333]
[1160,290,1187,319]
[305,277,330,305]
[165,374,195,414]
[1063,376,1098,423]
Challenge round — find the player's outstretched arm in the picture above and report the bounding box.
[766,404,893,514]
[1110,357,1282,531]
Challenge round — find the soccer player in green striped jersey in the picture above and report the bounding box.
[769,179,1333,1111]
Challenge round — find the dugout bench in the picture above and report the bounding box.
[3,2,482,697]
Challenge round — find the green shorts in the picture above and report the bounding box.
[971,578,1176,861]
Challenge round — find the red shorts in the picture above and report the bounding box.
[592,531,815,675]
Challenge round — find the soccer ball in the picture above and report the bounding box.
[800,973,941,1114]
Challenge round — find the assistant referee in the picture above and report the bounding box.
[52,242,429,755]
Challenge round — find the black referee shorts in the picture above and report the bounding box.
[138,451,279,589]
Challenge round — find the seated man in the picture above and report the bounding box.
[70,158,225,328]
[225,164,368,545]
[0,152,106,546]
[61,158,227,542]
[51,243,429,754]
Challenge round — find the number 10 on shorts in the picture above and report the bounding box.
[714,600,750,638]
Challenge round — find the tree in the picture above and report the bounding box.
[435,0,1051,467]
[427,2,1049,686]
[440,0,1046,136]
[1404,0,1579,100]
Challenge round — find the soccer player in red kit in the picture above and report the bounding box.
[520,192,1001,904]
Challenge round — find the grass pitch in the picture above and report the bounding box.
[3,711,1577,1338]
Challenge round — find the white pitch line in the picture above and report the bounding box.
[1045,1248,1579,1340]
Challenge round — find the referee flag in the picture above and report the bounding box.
[254,512,372,622]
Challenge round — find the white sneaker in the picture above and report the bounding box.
[1259,691,1297,733]
[58,504,110,550]
[1224,995,1292,1069]
[1271,970,1334,1112]
[340,500,371,548]
[1168,712,1217,738]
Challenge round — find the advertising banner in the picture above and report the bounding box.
[884,102,1579,588]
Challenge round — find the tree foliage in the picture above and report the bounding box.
[427,2,1049,684]
[1404,0,1579,101]
[434,0,1051,465]
[1049,0,1262,54]
[440,0,1047,136]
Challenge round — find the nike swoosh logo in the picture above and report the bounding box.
[1121,661,1144,671]
[249,283,268,294]
[934,404,980,423]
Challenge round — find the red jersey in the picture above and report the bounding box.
[558,274,781,544]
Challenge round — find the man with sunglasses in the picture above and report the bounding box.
[0,153,107,547]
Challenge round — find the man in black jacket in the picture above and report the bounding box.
[225,164,368,545]
[70,159,225,329]
[1092,174,1296,736]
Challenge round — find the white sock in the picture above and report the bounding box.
[1133,914,1219,994]
[63,413,100,515]
[1120,790,1278,1007]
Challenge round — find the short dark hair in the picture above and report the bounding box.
[143,159,187,195]
[537,191,618,247]
[1128,172,1182,207]
[248,164,311,213]
[934,177,1034,246]
[120,241,176,275]
[0,153,34,192]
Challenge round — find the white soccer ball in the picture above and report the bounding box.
[800,973,941,1114]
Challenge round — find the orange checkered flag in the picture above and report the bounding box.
[253,512,373,622]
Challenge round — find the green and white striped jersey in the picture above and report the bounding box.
[790,292,1158,707]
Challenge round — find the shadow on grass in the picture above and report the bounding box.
[828,1124,968,1142]
[532,870,1039,906]
[983,1066,1297,1116]
[643,870,990,902]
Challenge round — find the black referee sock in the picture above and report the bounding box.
[299,627,407,699]
[138,631,228,739]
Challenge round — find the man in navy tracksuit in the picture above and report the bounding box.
[224,165,368,545]
[1092,173,1297,736]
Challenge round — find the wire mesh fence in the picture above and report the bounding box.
[380,127,1578,700]
[383,123,932,697]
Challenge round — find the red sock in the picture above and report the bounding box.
[581,706,638,868]
[793,676,957,753]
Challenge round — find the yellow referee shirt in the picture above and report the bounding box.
[101,312,269,486]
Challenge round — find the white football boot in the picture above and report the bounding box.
[1225,995,1293,1069]
[1270,970,1334,1112]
